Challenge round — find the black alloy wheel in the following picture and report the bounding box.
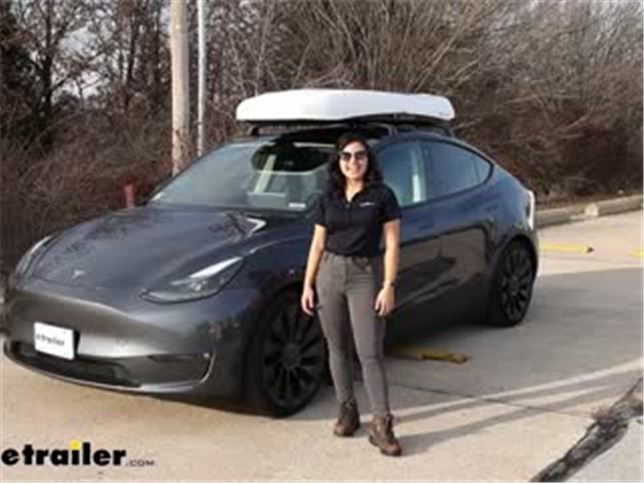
[486,240,535,327]
[245,290,327,416]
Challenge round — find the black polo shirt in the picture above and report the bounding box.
[312,181,402,257]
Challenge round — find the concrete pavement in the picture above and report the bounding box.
[1,210,642,481]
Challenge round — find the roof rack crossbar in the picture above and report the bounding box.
[246,121,400,137]
[245,118,454,138]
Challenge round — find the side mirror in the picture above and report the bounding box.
[139,173,173,206]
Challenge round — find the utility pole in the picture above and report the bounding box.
[197,0,207,156]
[170,0,190,175]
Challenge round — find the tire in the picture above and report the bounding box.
[485,240,535,327]
[244,290,328,417]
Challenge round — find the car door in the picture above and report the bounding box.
[375,138,451,343]
[418,138,495,324]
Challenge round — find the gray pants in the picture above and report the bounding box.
[315,250,391,417]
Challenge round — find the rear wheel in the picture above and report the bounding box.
[244,290,328,416]
[485,240,535,327]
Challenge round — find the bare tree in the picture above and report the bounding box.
[170,0,189,174]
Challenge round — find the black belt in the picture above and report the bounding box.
[325,251,377,269]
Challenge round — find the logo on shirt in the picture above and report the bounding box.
[358,201,376,207]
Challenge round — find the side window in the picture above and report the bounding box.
[421,141,482,199]
[376,141,427,207]
[471,152,492,181]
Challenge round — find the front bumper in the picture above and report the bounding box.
[2,275,257,400]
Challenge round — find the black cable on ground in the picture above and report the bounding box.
[531,377,643,482]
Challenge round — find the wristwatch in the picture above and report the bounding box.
[383,279,397,288]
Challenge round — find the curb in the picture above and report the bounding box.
[536,194,643,228]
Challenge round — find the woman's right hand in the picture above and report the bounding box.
[301,285,316,316]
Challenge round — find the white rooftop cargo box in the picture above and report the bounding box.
[236,88,455,124]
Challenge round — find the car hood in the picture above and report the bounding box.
[31,205,284,290]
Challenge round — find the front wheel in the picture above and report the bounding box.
[485,240,535,327]
[244,290,328,417]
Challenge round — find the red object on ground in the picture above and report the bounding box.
[124,183,136,208]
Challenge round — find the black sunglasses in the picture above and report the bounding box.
[339,150,368,162]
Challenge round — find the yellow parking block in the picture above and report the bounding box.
[386,346,470,364]
[540,242,594,253]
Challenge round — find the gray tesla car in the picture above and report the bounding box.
[3,115,538,417]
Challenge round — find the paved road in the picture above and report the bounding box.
[1,211,642,480]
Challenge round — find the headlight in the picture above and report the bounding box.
[12,234,54,279]
[140,256,244,303]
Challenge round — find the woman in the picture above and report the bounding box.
[301,132,403,457]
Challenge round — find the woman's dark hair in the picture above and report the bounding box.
[326,131,383,197]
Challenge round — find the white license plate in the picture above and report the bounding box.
[34,322,75,360]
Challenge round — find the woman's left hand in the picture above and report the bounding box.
[374,286,395,317]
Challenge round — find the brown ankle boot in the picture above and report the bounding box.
[333,398,360,436]
[368,413,402,456]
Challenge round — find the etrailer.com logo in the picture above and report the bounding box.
[2,439,155,467]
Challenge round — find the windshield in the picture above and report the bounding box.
[148,138,334,212]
